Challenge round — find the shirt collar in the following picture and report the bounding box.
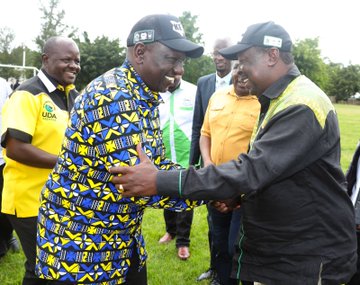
[38,69,76,96]
[38,69,57,93]
[258,65,301,113]
[122,59,163,104]
[215,72,232,90]
[262,65,301,100]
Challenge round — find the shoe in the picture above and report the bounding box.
[197,268,214,281]
[177,246,190,260]
[158,232,173,244]
[7,236,20,253]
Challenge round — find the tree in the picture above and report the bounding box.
[327,63,360,102]
[179,11,213,84]
[74,32,126,89]
[293,38,329,90]
[0,27,15,54]
[35,0,78,52]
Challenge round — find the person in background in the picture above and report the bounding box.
[345,141,360,285]
[111,21,357,285]
[35,14,205,285]
[190,38,233,285]
[199,64,259,285]
[8,77,20,90]
[1,36,80,285]
[158,76,197,260]
[0,76,20,259]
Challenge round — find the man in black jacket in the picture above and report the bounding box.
[111,21,357,285]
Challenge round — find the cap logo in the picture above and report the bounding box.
[133,29,155,44]
[170,20,185,37]
[263,35,282,48]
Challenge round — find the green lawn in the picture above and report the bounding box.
[0,103,359,285]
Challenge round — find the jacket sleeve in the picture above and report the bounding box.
[158,105,336,200]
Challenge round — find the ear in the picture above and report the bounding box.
[267,48,280,67]
[133,43,146,64]
[41,53,49,67]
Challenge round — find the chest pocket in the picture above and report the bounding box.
[236,111,258,132]
[208,102,225,122]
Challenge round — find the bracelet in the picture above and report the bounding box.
[178,170,182,197]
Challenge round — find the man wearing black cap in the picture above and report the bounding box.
[111,21,357,285]
[35,14,205,285]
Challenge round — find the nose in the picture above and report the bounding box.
[173,63,184,75]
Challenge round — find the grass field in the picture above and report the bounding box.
[0,103,359,285]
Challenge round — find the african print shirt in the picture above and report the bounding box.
[36,60,204,285]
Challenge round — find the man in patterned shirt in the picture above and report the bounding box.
[35,14,204,285]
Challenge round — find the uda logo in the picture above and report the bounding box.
[42,101,57,120]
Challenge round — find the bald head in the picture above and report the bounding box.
[41,36,81,86]
[212,38,233,78]
[43,36,78,54]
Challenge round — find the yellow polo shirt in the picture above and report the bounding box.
[201,85,260,165]
[1,71,76,217]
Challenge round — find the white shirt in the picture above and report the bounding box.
[215,72,232,91]
[351,158,360,205]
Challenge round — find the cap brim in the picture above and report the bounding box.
[160,38,204,58]
[219,43,252,60]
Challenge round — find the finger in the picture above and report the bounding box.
[109,166,130,175]
[136,143,150,162]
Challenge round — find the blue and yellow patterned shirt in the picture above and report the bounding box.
[36,60,204,285]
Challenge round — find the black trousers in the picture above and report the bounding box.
[163,209,194,247]
[8,215,48,285]
[123,252,147,285]
[0,163,14,256]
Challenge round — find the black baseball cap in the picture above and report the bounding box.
[219,21,292,60]
[127,14,204,58]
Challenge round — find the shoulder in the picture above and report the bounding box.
[197,73,215,84]
[180,80,197,91]
[16,76,44,96]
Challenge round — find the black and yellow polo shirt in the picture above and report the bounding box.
[1,69,78,217]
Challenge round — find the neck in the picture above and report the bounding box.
[217,70,230,78]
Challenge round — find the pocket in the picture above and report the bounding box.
[237,112,258,132]
[208,104,225,122]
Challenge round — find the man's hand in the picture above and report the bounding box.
[210,198,241,213]
[110,144,159,197]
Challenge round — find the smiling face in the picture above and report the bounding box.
[237,47,270,96]
[42,38,81,86]
[134,42,185,93]
[232,65,253,96]
[212,39,233,78]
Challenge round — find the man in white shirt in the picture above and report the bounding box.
[158,77,197,260]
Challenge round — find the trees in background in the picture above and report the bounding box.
[0,0,359,100]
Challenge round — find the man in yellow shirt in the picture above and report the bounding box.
[200,65,259,285]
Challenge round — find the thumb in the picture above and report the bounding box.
[136,143,150,163]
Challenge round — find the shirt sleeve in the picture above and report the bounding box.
[2,91,38,145]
